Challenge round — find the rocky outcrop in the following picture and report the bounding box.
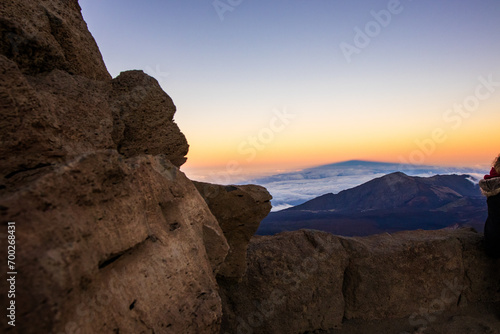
[0,55,115,189]
[219,228,500,334]
[0,0,228,333]
[194,182,272,279]
[111,70,189,167]
[0,0,110,80]
[0,1,188,189]
[219,230,349,333]
[3,1,499,334]
[0,59,188,192]
[2,152,228,333]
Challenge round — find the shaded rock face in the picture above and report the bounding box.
[3,1,499,334]
[341,230,465,320]
[2,152,226,333]
[0,61,188,191]
[0,0,110,80]
[194,181,272,279]
[219,230,349,334]
[220,228,500,334]
[0,0,229,333]
[0,1,188,190]
[111,70,189,167]
[0,55,115,190]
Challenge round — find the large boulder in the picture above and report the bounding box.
[341,229,465,320]
[0,0,229,333]
[219,230,349,334]
[111,70,189,167]
[194,181,272,279]
[1,152,228,333]
[219,228,500,334]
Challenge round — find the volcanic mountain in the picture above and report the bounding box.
[257,172,487,236]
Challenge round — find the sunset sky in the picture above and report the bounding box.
[80,0,500,182]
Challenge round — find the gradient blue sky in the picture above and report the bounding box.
[80,0,500,182]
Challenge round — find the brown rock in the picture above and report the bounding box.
[194,181,272,279]
[457,229,500,303]
[324,301,500,334]
[1,1,226,332]
[110,70,189,167]
[341,229,466,320]
[219,230,349,334]
[0,0,110,80]
[0,152,226,333]
[220,228,500,333]
[0,55,114,188]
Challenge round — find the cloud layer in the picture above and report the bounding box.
[244,160,485,211]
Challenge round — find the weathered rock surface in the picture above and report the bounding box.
[3,1,500,334]
[2,152,227,333]
[327,301,500,334]
[0,0,228,333]
[0,1,188,188]
[220,228,500,334]
[111,70,189,167]
[0,0,110,80]
[0,61,188,191]
[0,55,115,189]
[341,229,465,320]
[194,181,272,279]
[219,230,349,334]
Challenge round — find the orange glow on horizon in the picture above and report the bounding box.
[182,129,499,178]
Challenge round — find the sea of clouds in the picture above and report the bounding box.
[242,160,485,211]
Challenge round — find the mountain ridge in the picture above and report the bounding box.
[258,172,486,236]
[287,172,480,213]
[246,160,484,211]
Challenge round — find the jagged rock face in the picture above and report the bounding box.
[0,0,228,333]
[0,55,115,189]
[111,70,189,167]
[194,182,272,279]
[219,228,500,334]
[0,2,188,190]
[2,152,227,333]
[0,0,110,80]
[0,62,188,190]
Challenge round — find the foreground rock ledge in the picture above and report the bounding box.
[219,228,500,334]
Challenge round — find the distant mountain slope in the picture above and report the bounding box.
[257,172,486,236]
[246,160,484,211]
[290,172,480,212]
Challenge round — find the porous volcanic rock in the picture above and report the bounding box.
[219,228,500,334]
[1,152,227,333]
[0,0,110,80]
[0,55,115,189]
[341,229,465,320]
[194,181,272,279]
[0,0,230,333]
[219,230,349,334]
[111,70,189,167]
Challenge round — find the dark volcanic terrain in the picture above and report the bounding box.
[258,172,486,236]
